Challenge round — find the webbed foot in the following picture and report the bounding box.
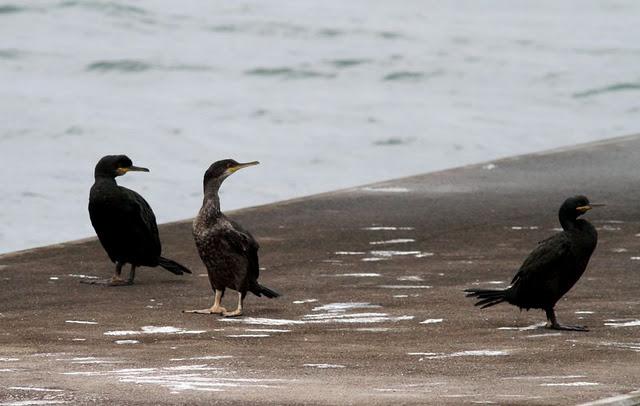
[183,306,227,315]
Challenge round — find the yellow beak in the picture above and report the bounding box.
[116,165,150,175]
[229,161,260,173]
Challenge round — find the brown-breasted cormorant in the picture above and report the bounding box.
[88,155,191,286]
[465,195,602,331]
[184,159,279,317]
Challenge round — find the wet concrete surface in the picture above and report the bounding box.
[1,135,640,405]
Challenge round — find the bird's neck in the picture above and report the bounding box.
[560,216,591,233]
[203,178,223,214]
[93,175,118,186]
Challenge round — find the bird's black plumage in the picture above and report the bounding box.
[465,195,600,331]
[88,155,191,285]
[185,159,279,317]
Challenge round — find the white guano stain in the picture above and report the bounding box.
[245,329,290,333]
[221,317,304,326]
[601,342,640,352]
[334,251,365,255]
[303,363,345,369]
[334,273,381,277]
[604,320,640,327]
[417,350,509,360]
[361,257,388,262]
[67,274,99,279]
[0,401,68,405]
[370,250,421,257]
[378,285,432,289]
[227,334,271,338]
[540,382,599,387]
[104,326,206,336]
[8,387,64,392]
[292,299,318,304]
[369,239,415,245]
[170,356,233,361]
[397,276,423,281]
[65,320,98,325]
[0,358,20,362]
[303,312,414,324]
[575,311,594,314]
[361,187,410,193]
[420,319,443,324]
[504,375,586,380]
[362,226,414,231]
[497,322,546,331]
[114,340,140,345]
[525,333,563,338]
[49,277,59,280]
[312,303,381,313]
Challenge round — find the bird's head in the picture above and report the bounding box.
[94,155,149,179]
[203,159,259,189]
[559,195,604,220]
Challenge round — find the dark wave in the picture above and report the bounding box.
[87,60,152,72]
[0,4,24,14]
[317,28,344,37]
[86,59,215,73]
[328,58,371,68]
[378,31,403,39]
[374,137,415,146]
[245,67,335,79]
[0,49,21,59]
[383,71,424,81]
[383,70,444,82]
[573,82,640,98]
[58,0,147,16]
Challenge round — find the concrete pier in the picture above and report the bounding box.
[1,135,640,405]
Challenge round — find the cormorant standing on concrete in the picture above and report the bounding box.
[88,155,191,286]
[465,195,602,331]
[185,159,279,317]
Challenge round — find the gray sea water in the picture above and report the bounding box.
[1,1,640,254]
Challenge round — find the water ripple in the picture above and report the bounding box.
[0,4,24,14]
[245,67,335,79]
[58,1,148,16]
[87,59,152,73]
[573,82,640,98]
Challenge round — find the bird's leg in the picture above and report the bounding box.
[81,262,129,286]
[545,308,588,332]
[183,289,227,314]
[126,265,136,285]
[222,292,243,318]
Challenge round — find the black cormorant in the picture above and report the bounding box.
[88,155,191,286]
[185,159,279,317]
[465,195,602,331]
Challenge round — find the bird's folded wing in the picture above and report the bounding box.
[221,225,261,280]
[120,187,161,249]
[511,234,572,285]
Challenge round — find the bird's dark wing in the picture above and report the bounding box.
[118,186,161,259]
[224,219,260,280]
[511,233,572,286]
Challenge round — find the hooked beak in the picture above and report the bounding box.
[576,203,604,213]
[117,165,150,175]
[228,161,259,174]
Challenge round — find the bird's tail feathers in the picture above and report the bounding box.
[158,257,192,275]
[252,283,280,298]
[464,288,507,309]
